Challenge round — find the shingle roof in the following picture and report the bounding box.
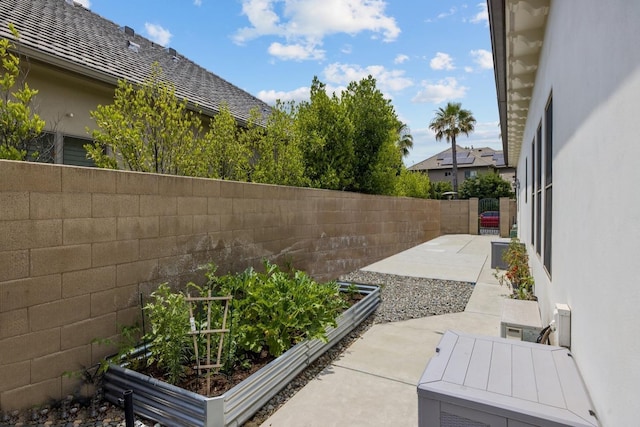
[0,0,271,124]
[408,146,507,171]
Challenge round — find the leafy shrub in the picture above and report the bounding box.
[495,238,535,300]
[205,261,347,364]
[458,172,514,199]
[394,169,431,198]
[429,181,453,199]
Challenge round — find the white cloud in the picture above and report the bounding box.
[470,49,493,69]
[268,42,325,61]
[323,62,413,93]
[412,77,467,104]
[194,0,202,5]
[430,52,455,71]
[437,7,457,19]
[144,23,172,46]
[75,0,91,7]
[341,44,353,54]
[464,66,474,73]
[394,54,409,64]
[470,3,488,26]
[258,86,311,104]
[258,60,414,106]
[234,0,400,61]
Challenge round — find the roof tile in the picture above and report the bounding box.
[0,0,271,123]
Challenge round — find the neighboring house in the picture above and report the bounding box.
[408,146,515,187]
[489,1,640,425]
[0,0,271,167]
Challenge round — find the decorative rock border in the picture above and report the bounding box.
[103,283,380,427]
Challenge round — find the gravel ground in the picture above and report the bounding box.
[1,271,474,427]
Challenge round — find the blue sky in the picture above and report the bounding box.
[83,0,500,167]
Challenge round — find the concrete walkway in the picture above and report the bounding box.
[260,234,511,427]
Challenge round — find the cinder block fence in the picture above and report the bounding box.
[0,160,497,410]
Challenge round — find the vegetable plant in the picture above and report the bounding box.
[143,283,191,384]
[124,261,350,385]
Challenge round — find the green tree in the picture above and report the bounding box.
[86,63,203,174]
[458,172,514,199]
[370,138,403,196]
[430,181,454,199]
[0,24,45,160]
[429,102,476,195]
[202,103,250,181]
[395,169,431,198]
[246,101,306,186]
[343,75,401,194]
[396,122,413,158]
[296,77,355,190]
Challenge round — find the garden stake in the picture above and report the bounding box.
[186,293,232,396]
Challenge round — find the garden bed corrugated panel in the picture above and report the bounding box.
[103,283,380,427]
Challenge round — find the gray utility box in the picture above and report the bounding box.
[491,239,525,270]
[490,238,512,270]
[500,299,542,342]
[417,331,599,427]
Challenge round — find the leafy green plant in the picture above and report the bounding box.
[143,283,191,384]
[0,23,46,160]
[111,262,353,384]
[458,172,514,199]
[92,323,142,375]
[218,261,346,358]
[394,168,431,199]
[194,261,347,371]
[495,238,535,300]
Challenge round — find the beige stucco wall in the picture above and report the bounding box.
[28,60,115,140]
[0,160,448,410]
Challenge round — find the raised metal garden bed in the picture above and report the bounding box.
[103,282,380,427]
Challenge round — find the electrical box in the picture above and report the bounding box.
[500,299,542,342]
[554,303,571,348]
[417,331,600,427]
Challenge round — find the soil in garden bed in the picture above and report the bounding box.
[139,350,275,397]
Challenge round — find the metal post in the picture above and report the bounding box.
[123,389,134,427]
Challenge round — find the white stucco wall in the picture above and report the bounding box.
[515,2,640,425]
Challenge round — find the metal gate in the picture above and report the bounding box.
[479,198,500,235]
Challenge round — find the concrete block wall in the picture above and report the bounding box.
[439,200,470,234]
[0,160,443,410]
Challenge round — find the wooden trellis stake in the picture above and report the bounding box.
[185,291,232,395]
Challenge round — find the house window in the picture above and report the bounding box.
[464,170,477,179]
[543,96,553,275]
[530,139,535,246]
[525,158,528,203]
[63,135,95,167]
[27,132,56,163]
[535,123,542,255]
[444,171,451,177]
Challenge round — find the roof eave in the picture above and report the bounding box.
[487,0,549,168]
[488,0,509,163]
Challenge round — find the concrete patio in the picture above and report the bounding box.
[260,234,510,427]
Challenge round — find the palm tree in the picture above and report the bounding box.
[429,102,476,195]
[396,122,414,158]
